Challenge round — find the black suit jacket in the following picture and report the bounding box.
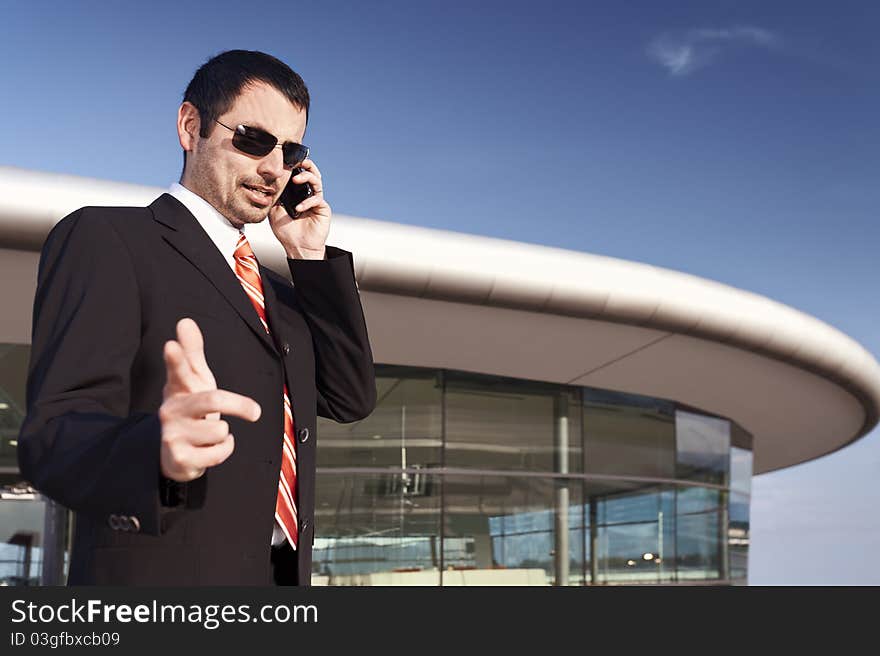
[17,193,376,586]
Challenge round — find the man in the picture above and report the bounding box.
[16,50,376,586]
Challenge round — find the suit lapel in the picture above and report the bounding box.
[149,193,278,355]
[260,269,286,353]
[261,268,308,426]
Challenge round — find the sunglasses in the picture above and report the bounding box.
[214,119,309,169]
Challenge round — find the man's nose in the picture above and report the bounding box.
[256,146,287,180]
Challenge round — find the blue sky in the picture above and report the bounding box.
[2,0,878,583]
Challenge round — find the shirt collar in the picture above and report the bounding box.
[168,182,243,261]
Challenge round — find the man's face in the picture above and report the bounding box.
[182,81,306,228]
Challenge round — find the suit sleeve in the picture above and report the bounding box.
[288,246,377,422]
[17,209,165,535]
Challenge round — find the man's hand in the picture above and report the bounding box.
[159,318,261,482]
[268,158,330,260]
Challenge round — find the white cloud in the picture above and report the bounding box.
[647,25,782,77]
[691,27,780,47]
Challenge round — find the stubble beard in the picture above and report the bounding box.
[192,164,269,229]
[223,191,270,228]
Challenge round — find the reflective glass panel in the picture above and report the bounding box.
[729,491,750,583]
[730,446,753,496]
[0,344,29,474]
[317,366,442,469]
[677,486,720,515]
[0,492,45,585]
[676,500,722,581]
[593,485,670,584]
[676,410,730,485]
[583,388,676,478]
[444,475,584,585]
[445,373,582,473]
[312,472,442,585]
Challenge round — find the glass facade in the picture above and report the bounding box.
[312,366,753,586]
[728,425,754,584]
[0,344,50,586]
[1,348,753,586]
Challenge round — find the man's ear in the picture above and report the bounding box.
[177,101,201,153]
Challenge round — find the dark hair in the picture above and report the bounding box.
[181,50,310,170]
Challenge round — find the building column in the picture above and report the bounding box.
[554,394,569,586]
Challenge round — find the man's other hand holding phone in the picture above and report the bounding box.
[269,157,330,260]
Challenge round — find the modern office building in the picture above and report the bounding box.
[1,166,878,586]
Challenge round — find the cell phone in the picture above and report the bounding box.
[279,167,314,218]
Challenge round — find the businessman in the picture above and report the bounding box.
[17,50,376,586]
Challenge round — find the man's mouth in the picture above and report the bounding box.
[241,183,277,209]
[243,183,276,198]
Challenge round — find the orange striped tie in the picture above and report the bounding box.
[234,232,298,550]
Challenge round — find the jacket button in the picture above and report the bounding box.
[282,342,291,356]
[128,516,141,533]
[297,427,309,443]
[108,514,121,530]
[301,519,310,533]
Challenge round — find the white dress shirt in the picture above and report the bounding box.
[167,183,290,549]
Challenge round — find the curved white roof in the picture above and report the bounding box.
[1,165,878,473]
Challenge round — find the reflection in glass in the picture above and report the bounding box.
[676,410,730,485]
[445,374,582,473]
[677,486,720,515]
[584,388,676,478]
[594,486,673,584]
[0,492,45,585]
[729,491,750,583]
[597,522,662,583]
[730,446,753,496]
[598,486,665,525]
[659,489,676,582]
[317,366,442,469]
[1,345,53,586]
[312,472,442,585]
[444,475,584,585]
[0,344,29,474]
[676,502,721,580]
